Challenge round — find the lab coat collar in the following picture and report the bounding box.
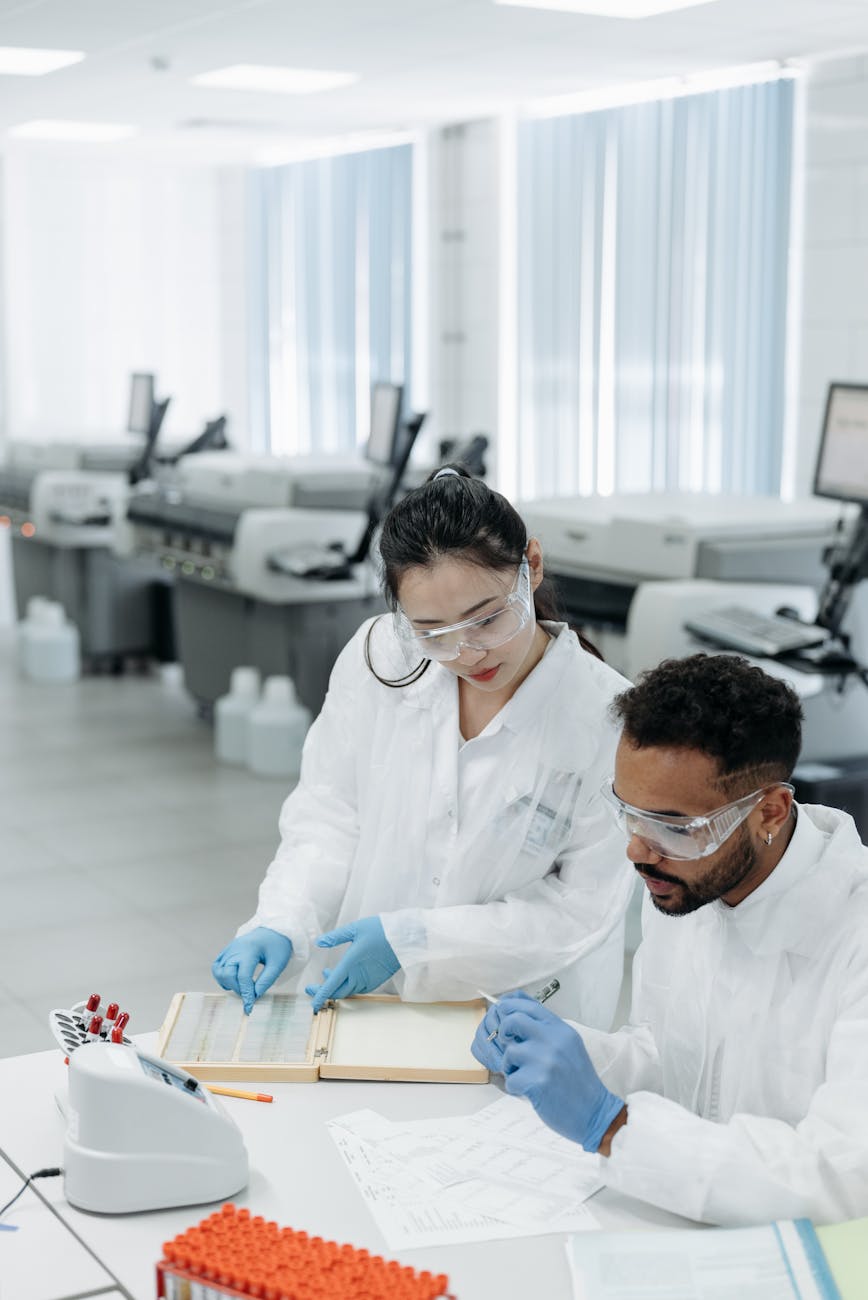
[498,621,573,736]
[453,621,574,741]
[711,803,866,957]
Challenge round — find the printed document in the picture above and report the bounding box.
[328,1095,603,1249]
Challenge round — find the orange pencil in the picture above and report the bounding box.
[207,1084,273,1103]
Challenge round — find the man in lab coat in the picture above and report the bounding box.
[473,652,868,1226]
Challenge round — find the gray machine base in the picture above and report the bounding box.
[11,536,175,664]
[173,576,385,716]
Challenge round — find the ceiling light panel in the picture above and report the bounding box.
[0,46,84,76]
[494,0,719,17]
[8,121,137,142]
[191,64,358,94]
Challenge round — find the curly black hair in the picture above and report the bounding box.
[611,653,803,791]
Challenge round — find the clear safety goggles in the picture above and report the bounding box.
[600,779,794,861]
[394,557,532,662]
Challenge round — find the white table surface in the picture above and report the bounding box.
[0,1148,119,1300]
[0,1040,698,1300]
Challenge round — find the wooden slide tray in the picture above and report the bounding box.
[157,991,489,1084]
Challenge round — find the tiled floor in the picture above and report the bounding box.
[0,636,290,1057]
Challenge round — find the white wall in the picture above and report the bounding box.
[798,54,868,494]
[1,147,250,448]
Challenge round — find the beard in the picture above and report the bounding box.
[636,825,758,916]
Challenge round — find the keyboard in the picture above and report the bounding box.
[684,605,831,658]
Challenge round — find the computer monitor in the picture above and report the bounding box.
[127,373,156,436]
[365,383,403,467]
[814,382,868,506]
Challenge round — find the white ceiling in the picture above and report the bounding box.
[0,0,867,162]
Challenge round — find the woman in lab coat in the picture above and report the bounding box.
[212,466,635,1027]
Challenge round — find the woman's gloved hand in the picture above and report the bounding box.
[471,991,625,1152]
[212,926,293,1015]
[305,916,400,1013]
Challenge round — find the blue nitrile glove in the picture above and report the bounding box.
[471,991,625,1152]
[305,916,400,1013]
[212,927,293,1015]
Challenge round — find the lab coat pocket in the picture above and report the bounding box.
[467,768,583,901]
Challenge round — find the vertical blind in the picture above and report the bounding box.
[513,78,795,499]
[249,143,413,456]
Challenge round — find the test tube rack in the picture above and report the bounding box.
[49,996,133,1056]
[156,1203,453,1300]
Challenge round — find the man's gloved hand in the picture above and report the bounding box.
[471,991,625,1152]
[212,926,293,1015]
[305,916,400,1013]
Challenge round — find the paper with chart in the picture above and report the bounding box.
[327,1094,603,1249]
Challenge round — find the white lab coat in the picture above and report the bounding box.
[577,803,868,1224]
[240,616,636,1027]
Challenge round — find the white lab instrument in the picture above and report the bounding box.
[29,470,129,547]
[119,453,386,590]
[521,491,848,589]
[153,504,381,716]
[118,393,428,714]
[60,1042,248,1213]
[0,448,172,665]
[519,491,852,672]
[623,579,820,682]
[119,450,383,711]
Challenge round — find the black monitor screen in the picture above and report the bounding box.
[366,383,403,467]
[128,373,155,436]
[814,382,868,506]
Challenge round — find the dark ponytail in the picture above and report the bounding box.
[378,464,538,608]
[367,465,602,684]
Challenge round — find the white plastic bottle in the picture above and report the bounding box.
[214,666,262,764]
[23,602,81,683]
[247,675,312,778]
[17,596,52,674]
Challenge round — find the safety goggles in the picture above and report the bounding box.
[600,779,794,861]
[394,558,532,662]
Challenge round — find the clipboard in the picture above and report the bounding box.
[157,992,489,1084]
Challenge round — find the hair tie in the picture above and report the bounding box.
[433,467,461,481]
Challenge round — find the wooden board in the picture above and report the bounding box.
[156,991,325,1082]
[156,992,489,1083]
[321,995,489,1083]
